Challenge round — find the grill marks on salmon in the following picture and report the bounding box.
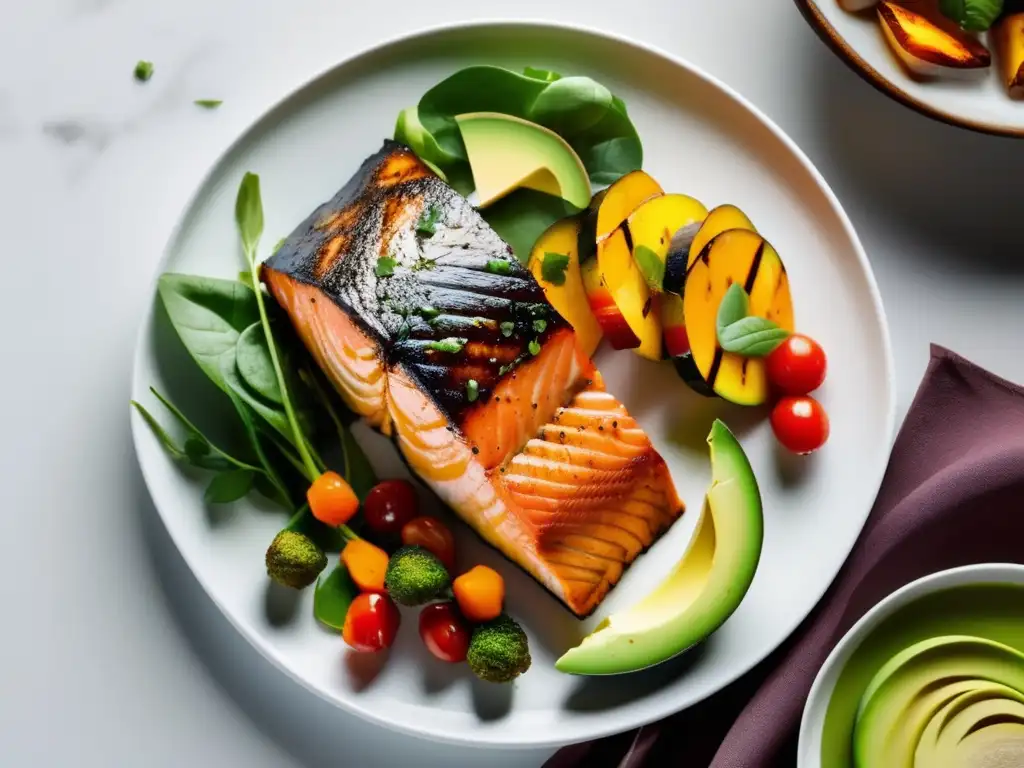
[263,141,684,617]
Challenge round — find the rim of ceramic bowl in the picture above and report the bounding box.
[797,562,1024,767]
[793,0,1024,139]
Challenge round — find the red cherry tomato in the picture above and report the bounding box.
[771,396,830,454]
[418,602,471,663]
[401,516,456,571]
[363,480,419,536]
[342,592,400,652]
[766,334,827,396]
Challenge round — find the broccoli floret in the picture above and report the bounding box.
[467,614,531,683]
[384,545,450,605]
[265,530,326,589]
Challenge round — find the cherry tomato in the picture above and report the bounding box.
[771,396,830,454]
[766,334,827,396]
[418,602,471,663]
[363,480,419,535]
[401,516,456,572]
[453,565,505,623]
[307,471,359,527]
[342,592,400,652]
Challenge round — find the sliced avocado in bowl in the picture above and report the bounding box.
[555,419,763,675]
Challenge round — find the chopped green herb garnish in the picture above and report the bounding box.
[466,379,479,402]
[485,259,512,275]
[375,257,397,277]
[426,337,467,354]
[396,320,411,342]
[416,205,441,236]
[500,321,515,338]
[498,364,510,376]
[532,319,547,334]
[134,60,154,82]
[194,99,223,109]
[528,339,542,356]
[541,252,570,286]
[419,306,440,319]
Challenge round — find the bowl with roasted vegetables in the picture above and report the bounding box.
[797,0,1024,135]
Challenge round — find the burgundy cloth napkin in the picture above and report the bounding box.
[546,345,1024,768]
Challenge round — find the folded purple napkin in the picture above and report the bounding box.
[546,345,1024,768]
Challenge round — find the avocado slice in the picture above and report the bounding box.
[853,635,1024,767]
[455,112,591,210]
[555,420,763,675]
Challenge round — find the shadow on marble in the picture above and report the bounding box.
[803,42,1024,277]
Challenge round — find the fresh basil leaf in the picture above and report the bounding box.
[131,401,185,461]
[483,189,580,263]
[716,283,749,337]
[194,99,223,109]
[522,66,563,83]
[375,257,397,277]
[204,469,255,504]
[940,0,1002,29]
[634,245,665,293]
[540,252,570,286]
[314,564,359,630]
[236,323,283,405]
[157,274,259,392]
[235,172,264,259]
[718,316,790,357]
[134,60,154,82]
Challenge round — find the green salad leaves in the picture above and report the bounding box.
[396,65,642,189]
[394,65,644,261]
[135,174,378,554]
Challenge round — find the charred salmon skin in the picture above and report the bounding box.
[263,141,684,617]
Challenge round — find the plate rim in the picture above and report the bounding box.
[797,562,1024,767]
[794,0,1024,139]
[131,17,897,749]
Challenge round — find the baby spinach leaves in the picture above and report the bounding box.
[314,564,360,629]
[715,284,790,357]
[400,65,642,187]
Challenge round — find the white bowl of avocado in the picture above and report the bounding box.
[799,563,1024,768]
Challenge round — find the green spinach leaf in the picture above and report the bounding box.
[482,189,580,263]
[205,469,256,504]
[235,172,264,258]
[314,564,359,630]
[157,274,259,392]
[400,65,642,190]
[236,322,283,405]
[939,0,1003,30]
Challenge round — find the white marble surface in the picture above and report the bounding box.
[2,1,1022,766]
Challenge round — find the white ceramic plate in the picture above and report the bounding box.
[131,21,895,749]
[798,563,1024,767]
[796,0,1024,136]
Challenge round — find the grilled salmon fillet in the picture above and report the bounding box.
[264,141,684,617]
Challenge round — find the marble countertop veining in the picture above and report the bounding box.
[2,1,1023,766]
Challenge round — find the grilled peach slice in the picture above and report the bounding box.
[683,230,795,406]
[877,2,990,77]
[578,171,663,352]
[663,204,756,295]
[529,217,603,358]
[625,194,708,294]
[995,11,1024,98]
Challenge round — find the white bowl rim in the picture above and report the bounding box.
[798,562,1024,767]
